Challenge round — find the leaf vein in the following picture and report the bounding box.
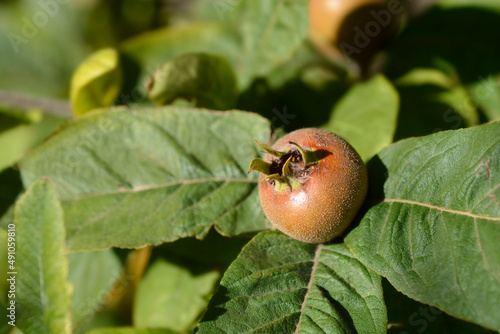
[294,244,323,334]
[64,177,257,201]
[384,199,500,221]
[474,217,491,270]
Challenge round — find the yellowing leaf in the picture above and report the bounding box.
[70,48,122,117]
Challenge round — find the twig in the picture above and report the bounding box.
[0,90,72,118]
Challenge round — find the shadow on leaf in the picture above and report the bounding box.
[197,284,230,323]
[317,285,356,333]
[386,7,500,83]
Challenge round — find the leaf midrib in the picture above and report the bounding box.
[384,198,500,221]
[294,244,323,333]
[60,177,258,201]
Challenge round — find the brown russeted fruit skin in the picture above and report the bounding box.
[310,0,389,44]
[259,128,368,243]
[309,0,404,64]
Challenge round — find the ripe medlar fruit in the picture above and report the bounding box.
[249,128,368,243]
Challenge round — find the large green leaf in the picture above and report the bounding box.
[324,75,399,161]
[345,121,500,330]
[20,107,273,251]
[15,179,72,333]
[68,250,122,329]
[197,231,387,334]
[134,259,219,331]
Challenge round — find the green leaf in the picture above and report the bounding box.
[0,204,14,233]
[436,82,480,126]
[134,259,219,331]
[0,111,65,172]
[468,73,500,121]
[345,121,500,330]
[68,250,122,328]
[0,306,14,334]
[0,107,43,131]
[122,1,308,94]
[15,179,72,333]
[0,206,14,233]
[0,317,11,334]
[237,40,350,132]
[0,2,88,98]
[439,0,500,12]
[20,107,273,251]
[73,310,125,334]
[385,7,500,133]
[227,0,309,89]
[85,328,179,334]
[393,83,468,141]
[146,53,237,110]
[0,228,8,306]
[197,231,387,334]
[386,7,500,85]
[121,23,238,102]
[324,75,399,161]
[384,279,497,334]
[70,48,122,116]
[393,67,480,134]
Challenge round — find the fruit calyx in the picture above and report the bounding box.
[248,140,322,193]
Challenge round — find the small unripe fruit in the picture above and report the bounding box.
[249,128,367,243]
[310,0,389,45]
[309,0,404,67]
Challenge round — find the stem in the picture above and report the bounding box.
[0,90,72,118]
[249,140,316,193]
